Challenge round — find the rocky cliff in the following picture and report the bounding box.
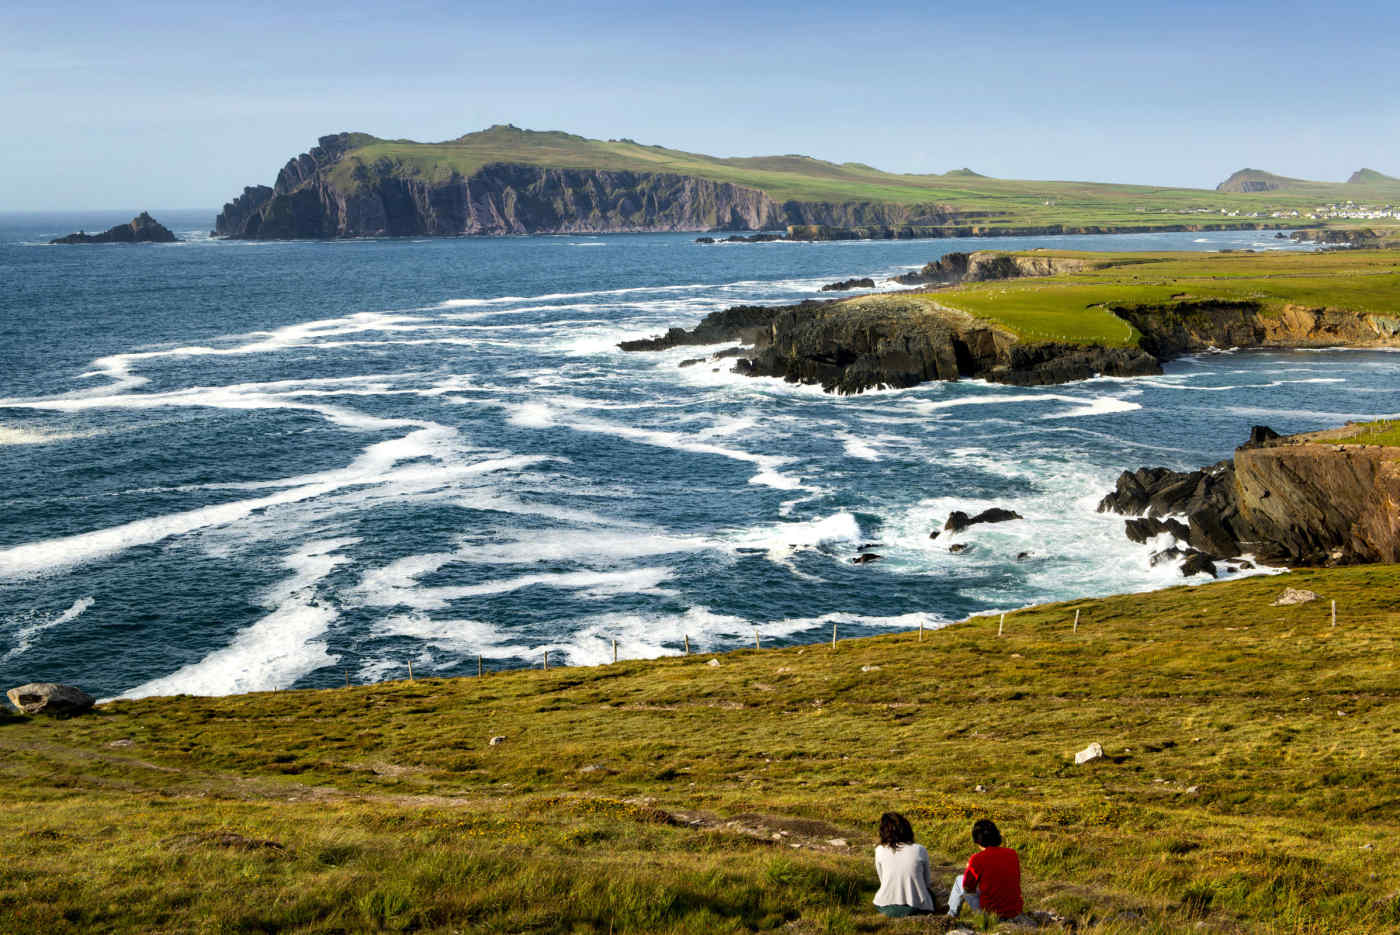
[786,222,1291,241]
[51,212,178,245]
[1111,301,1400,359]
[215,135,992,239]
[1100,425,1400,571]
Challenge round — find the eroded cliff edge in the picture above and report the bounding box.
[1100,425,1400,572]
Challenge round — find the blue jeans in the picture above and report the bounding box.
[947,874,980,916]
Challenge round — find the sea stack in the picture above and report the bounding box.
[50,212,179,244]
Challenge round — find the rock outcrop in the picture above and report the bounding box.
[50,212,178,245]
[1290,228,1380,245]
[820,277,876,292]
[786,222,1290,241]
[1110,301,1400,359]
[1099,425,1400,568]
[6,683,95,716]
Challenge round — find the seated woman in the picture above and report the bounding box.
[872,811,936,917]
[947,818,1022,920]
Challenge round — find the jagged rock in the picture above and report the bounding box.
[1179,552,1218,578]
[928,530,940,540]
[1149,546,1187,567]
[1016,551,1032,561]
[1074,742,1104,764]
[851,553,882,564]
[6,683,95,716]
[1125,516,1190,544]
[945,508,1023,533]
[1272,588,1318,606]
[695,236,716,244]
[678,357,706,368]
[619,303,799,352]
[948,543,970,553]
[50,212,178,245]
[820,277,876,292]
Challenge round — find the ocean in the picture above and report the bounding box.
[2,212,1396,701]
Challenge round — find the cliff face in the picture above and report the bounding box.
[217,162,784,238]
[1101,427,1400,569]
[1112,302,1400,358]
[1235,441,1400,564]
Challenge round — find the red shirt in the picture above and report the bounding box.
[964,846,1022,918]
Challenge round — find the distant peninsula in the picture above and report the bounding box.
[213,125,1400,240]
[50,212,178,245]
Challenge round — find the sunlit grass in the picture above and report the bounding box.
[1,566,1398,932]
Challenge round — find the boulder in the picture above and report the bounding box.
[1179,552,1218,578]
[488,735,506,746]
[948,543,970,553]
[6,683,95,716]
[1272,588,1318,606]
[1074,742,1104,764]
[851,553,882,564]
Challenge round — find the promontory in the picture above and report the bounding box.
[213,125,1400,240]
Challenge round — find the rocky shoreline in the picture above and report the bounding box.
[1100,425,1400,575]
[620,248,1400,393]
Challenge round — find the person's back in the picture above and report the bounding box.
[872,812,934,916]
[947,818,1023,919]
[964,843,1022,918]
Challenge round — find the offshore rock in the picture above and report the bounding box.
[820,277,876,292]
[617,303,801,351]
[6,683,95,716]
[50,212,178,245]
[945,508,1023,533]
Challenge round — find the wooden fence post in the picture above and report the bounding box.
[998,613,1005,637]
[1331,600,1337,628]
[1073,609,1080,633]
[831,622,837,650]
[407,660,414,682]
[612,639,618,664]
[478,655,483,677]
[684,634,690,655]
[753,628,760,650]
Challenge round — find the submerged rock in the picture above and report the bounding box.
[944,507,1023,533]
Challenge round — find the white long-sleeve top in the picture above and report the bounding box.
[873,843,935,910]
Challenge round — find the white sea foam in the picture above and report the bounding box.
[1,597,94,662]
[838,433,882,460]
[116,538,357,699]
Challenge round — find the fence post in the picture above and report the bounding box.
[612,639,618,664]
[1073,609,1080,634]
[407,660,414,682]
[753,628,760,650]
[478,655,483,677]
[831,622,837,650]
[1331,600,1336,628]
[684,634,690,655]
[344,668,350,688]
[998,613,1005,637]
[543,650,549,671]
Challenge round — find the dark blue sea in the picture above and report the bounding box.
[2,211,1396,700]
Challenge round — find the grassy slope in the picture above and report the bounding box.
[321,126,1400,229]
[1334,420,1400,447]
[2,567,1399,934]
[912,248,1400,345]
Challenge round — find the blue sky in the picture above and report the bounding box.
[4,0,1398,211]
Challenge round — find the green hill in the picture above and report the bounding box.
[1349,168,1399,185]
[2,566,1398,933]
[216,125,1400,239]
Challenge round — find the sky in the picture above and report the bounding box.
[3,0,1398,211]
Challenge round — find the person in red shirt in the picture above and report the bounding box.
[947,818,1023,919]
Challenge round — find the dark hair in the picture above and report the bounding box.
[971,818,1002,848]
[878,812,915,849]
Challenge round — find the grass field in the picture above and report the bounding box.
[1333,420,1400,447]
[2,565,1398,933]
[914,248,1400,345]
[318,125,1400,231]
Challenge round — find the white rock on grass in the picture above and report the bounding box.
[1074,742,1105,764]
[1272,588,1318,606]
[707,658,721,667]
[488,736,506,746]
